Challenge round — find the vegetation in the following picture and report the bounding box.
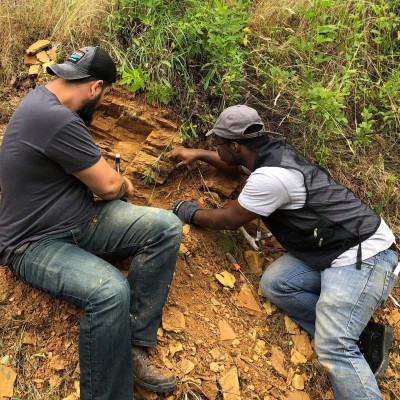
[0,0,112,83]
[107,0,250,134]
[0,2,399,400]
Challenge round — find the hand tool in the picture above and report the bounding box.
[115,153,127,202]
[115,153,121,173]
[225,252,254,288]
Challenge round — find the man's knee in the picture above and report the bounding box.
[151,209,182,243]
[259,266,283,301]
[89,274,130,313]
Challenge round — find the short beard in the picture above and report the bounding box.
[77,94,102,126]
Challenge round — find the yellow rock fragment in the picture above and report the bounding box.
[215,270,236,288]
[26,39,51,55]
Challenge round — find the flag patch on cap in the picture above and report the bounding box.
[68,50,85,64]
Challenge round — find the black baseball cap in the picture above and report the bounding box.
[47,46,117,83]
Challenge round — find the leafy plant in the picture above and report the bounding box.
[108,0,249,134]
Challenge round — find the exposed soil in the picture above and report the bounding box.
[0,87,399,400]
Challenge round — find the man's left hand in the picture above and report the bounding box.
[170,200,200,224]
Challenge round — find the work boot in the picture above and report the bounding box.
[358,321,394,380]
[132,346,176,393]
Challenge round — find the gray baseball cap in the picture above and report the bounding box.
[47,46,117,83]
[205,105,265,139]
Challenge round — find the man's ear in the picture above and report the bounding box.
[89,80,104,97]
[231,142,240,153]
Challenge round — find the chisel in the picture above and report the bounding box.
[115,153,127,202]
[225,252,254,288]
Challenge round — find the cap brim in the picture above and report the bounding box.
[47,63,91,80]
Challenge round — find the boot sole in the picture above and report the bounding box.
[133,374,176,394]
[374,325,394,380]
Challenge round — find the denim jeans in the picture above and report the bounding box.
[10,200,182,400]
[260,249,398,400]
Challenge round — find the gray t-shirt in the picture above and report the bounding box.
[0,86,101,265]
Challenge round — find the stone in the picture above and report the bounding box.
[203,174,239,198]
[28,64,41,78]
[290,349,307,365]
[49,354,66,371]
[218,366,241,400]
[23,53,40,66]
[135,386,158,399]
[36,50,50,63]
[127,152,174,184]
[291,374,305,390]
[236,283,262,312]
[162,307,186,332]
[145,130,180,152]
[26,39,51,55]
[178,359,195,375]
[253,339,267,355]
[154,115,178,130]
[262,300,277,315]
[210,362,220,372]
[215,271,236,288]
[202,380,219,400]
[287,390,311,400]
[0,365,17,397]
[117,109,154,135]
[209,347,221,359]
[244,251,264,275]
[291,334,313,359]
[285,315,301,334]
[270,346,287,378]
[46,48,57,62]
[218,319,237,341]
[169,342,183,357]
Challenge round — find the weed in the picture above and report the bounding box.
[108,0,249,134]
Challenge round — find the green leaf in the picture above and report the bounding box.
[0,354,10,365]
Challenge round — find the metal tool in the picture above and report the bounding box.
[225,252,254,288]
[115,153,121,173]
[115,153,127,202]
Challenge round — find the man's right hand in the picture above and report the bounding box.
[168,148,201,168]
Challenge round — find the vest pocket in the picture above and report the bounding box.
[285,219,335,251]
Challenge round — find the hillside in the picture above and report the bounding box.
[0,86,399,400]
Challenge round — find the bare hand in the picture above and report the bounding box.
[168,148,201,168]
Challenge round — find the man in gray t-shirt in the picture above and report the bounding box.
[0,47,182,399]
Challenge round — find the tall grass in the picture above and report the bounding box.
[248,0,400,159]
[0,0,112,82]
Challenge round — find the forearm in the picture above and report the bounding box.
[195,149,243,175]
[192,208,244,231]
[96,176,132,200]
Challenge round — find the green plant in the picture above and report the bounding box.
[108,0,249,133]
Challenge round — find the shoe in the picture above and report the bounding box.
[132,346,176,393]
[358,321,394,380]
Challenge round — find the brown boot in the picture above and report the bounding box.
[132,346,176,393]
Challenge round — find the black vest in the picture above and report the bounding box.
[254,139,380,269]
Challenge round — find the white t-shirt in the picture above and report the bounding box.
[238,166,395,267]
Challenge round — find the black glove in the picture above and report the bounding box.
[170,200,200,224]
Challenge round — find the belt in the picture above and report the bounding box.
[388,242,398,253]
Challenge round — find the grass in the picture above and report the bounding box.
[0,0,112,83]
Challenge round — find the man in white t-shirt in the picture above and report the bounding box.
[170,105,398,400]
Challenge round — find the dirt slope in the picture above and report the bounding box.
[0,90,399,400]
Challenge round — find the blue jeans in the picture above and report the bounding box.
[10,200,182,400]
[260,249,398,400]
